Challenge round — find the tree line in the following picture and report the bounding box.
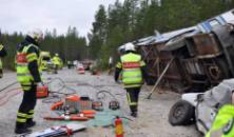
[88,0,234,69]
[1,0,234,70]
[0,26,87,70]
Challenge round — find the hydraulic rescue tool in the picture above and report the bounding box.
[36,85,49,98]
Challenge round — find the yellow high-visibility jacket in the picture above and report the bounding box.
[206,105,234,137]
[16,44,40,85]
[116,52,145,88]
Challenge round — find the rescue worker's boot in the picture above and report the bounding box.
[26,119,36,128]
[131,112,137,117]
[15,123,32,134]
[130,106,138,117]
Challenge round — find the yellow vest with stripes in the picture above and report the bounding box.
[16,44,39,84]
[118,53,145,88]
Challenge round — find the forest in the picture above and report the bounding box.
[1,0,234,70]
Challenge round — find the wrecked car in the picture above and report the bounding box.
[168,79,234,135]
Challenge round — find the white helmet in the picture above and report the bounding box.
[27,29,43,42]
[125,42,135,51]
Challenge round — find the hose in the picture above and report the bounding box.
[0,88,21,106]
[0,81,18,93]
[41,77,76,104]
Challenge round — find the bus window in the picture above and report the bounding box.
[209,19,221,28]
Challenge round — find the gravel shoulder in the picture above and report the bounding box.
[0,69,202,137]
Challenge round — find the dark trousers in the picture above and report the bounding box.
[126,87,140,113]
[0,69,2,78]
[16,84,37,128]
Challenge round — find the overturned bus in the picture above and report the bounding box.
[136,22,234,93]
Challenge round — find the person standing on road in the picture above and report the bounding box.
[0,43,7,78]
[15,29,44,134]
[114,42,147,117]
[52,53,62,74]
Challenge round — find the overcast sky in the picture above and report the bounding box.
[0,0,124,37]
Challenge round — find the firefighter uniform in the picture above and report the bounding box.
[0,44,7,78]
[15,31,43,134]
[206,105,234,137]
[115,43,147,117]
[52,54,62,73]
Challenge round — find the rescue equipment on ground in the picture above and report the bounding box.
[109,100,120,110]
[65,95,80,113]
[37,85,49,98]
[64,105,71,115]
[44,114,89,121]
[79,96,92,111]
[92,100,104,111]
[51,101,64,110]
[81,110,96,115]
[115,116,124,137]
[25,123,86,137]
[50,95,93,113]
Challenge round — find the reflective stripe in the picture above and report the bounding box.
[17,112,27,117]
[27,53,37,62]
[21,82,32,86]
[22,85,31,91]
[26,114,34,119]
[116,62,122,68]
[126,92,130,104]
[123,68,140,71]
[124,84,141,88]
[0,44,3,51]
[129,102,137,106]
[29,110,34,113]
[0,58,2,68]
[122,62,140,69]
[16,118,27,123]
[17,73,33,77]
[126,92,137,106]
[17,63,28,66]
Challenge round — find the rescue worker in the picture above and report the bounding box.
[0,43,7,78]
[206,105,234,137]
[15,29,44,134]
[52,53,61,73]
[114,42,147,117]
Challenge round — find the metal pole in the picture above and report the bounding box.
[146,57,174,99]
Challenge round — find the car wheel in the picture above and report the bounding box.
[168,100,195,126]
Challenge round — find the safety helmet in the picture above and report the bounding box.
[55,53,59,56]
[27,29,43,42]
[124,42,135,51]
